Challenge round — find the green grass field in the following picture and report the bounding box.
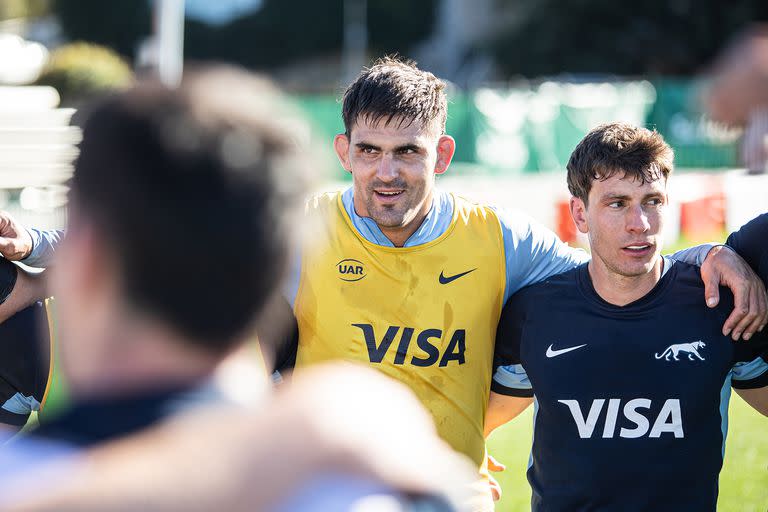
[486,393,768,511]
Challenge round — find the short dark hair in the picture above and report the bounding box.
[70,66,307,353]
[341,56,447,136]
[567,123,674,205]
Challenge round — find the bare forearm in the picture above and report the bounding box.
[485,392,533,437]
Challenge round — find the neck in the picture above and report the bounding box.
[380,221,423,248]
[68,317,221,401]
[588,256,664,306]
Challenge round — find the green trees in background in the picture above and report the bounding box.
[0,0,50,21]
[54,0,151,59]
[51,0,767,78]
[34,42,134,106]
[489,0,768,76]
[53,0,437,68]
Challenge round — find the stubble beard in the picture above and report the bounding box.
[365,182,426,229]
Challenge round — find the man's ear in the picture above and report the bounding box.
[570,196,590,234]
[434,135,456,175]
[333,134,352,172]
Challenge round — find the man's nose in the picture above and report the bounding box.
[376,153,397,181]
[626,204,650,233]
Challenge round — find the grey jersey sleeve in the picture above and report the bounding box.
[22,229,64,268]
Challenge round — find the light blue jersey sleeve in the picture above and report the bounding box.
[22,228,64,268]
[668,244,717,267]
[492,363,533,396]
[731,357,768,387]
[494,207,589,303]
[283,250,302,307]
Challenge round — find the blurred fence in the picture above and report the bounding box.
[0,85,74,230]
[295,79,742,179]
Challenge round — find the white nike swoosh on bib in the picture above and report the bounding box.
[546,343,588,358]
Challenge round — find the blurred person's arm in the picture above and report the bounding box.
[704,24,768,126]
[0,363,480,512]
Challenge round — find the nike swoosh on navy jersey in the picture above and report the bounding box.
[439,268,477,284]
[546,343,588,358]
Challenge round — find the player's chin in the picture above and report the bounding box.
[370,209,408,228]
[616,259,656,277]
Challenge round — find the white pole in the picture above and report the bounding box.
[343,0,367,84]
[157,0,185,88]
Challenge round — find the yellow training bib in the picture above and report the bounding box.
[295,192,505,466]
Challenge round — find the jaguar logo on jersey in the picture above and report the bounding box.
[352,324,466,367]
[337,258,366,282]
[655,341,706,361]
[558,398,684,439]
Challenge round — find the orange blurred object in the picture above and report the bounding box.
[679,192,726,241]
[555,199,578,244]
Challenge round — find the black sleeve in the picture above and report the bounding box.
[726,213,768,284]
[0,257,18,305]
[258,296,298,374]
[725,213,768,389]
[731,330,768,390]
[272,319,298,374]
[491,294,533,397]
[0,302,50,427]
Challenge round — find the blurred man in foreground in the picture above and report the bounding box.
[2,363,478,511]
[486,124,767,511]
[30,66,307,444]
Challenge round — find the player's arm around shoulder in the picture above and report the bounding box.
[698,244,767,341]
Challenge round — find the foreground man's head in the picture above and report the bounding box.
[53,67,307,397]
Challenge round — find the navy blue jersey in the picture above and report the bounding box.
[492,258,768,512]
[0,302,51,427]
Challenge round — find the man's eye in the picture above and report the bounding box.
[608,201,623,208]
[646,198,662,206]
[361,147,376,154]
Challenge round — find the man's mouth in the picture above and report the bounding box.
[374,190,404,201]
[622,243,654,255]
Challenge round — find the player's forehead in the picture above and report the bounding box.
[348,116,438,146]
[589,171,667,200]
